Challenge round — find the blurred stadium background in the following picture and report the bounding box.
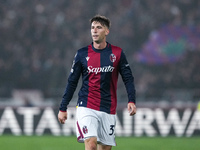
[0,0,200,149]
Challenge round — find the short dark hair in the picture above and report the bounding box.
[90,15,111,29]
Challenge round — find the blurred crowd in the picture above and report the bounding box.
[0,0,200,101]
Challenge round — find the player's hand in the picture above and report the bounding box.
[58,111,68,124]
[127,103,136,116]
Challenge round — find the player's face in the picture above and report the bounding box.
[91,21,109,44]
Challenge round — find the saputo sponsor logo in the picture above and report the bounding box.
[87,65,115,74]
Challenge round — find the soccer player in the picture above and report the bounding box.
[58,15,136,150]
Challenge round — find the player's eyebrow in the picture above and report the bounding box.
[91,25,103,29]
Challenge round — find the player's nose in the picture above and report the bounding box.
[93,27,98,33]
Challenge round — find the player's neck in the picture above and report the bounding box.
[93,41,107,50]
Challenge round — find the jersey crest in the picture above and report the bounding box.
[82,126,88,134]
[110,53,116,63]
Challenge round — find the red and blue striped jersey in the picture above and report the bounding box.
[59,42,136,114]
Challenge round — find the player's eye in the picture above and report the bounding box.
[97,26,102,29]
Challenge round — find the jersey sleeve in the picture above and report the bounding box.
[59,51,82,111]
[119,50,136,104]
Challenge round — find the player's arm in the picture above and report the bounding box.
[58,51,82,118]
[119,50,136,115]
[127,102,136,116]
[58,111,68,124]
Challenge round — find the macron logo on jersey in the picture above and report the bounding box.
[87,65,115,74]
[86,56,90,61]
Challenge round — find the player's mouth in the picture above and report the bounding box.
[93,35,99,38]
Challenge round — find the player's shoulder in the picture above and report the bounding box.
[109,43,122,51]
[77,45,88,53]
[76,45,90,56]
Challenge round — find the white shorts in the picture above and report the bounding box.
[76,107,116,146]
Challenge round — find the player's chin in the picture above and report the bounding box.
[92,38,101,43]
[93,39,99,43]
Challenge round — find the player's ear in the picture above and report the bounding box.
[105,28,109,36]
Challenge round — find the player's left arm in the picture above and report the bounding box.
[127,102,136,116]
[119,50,136,115]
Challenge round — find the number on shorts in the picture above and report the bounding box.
[109,125,115,135]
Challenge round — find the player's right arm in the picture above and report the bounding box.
[58,111,68,124]
[59,51,82,112]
